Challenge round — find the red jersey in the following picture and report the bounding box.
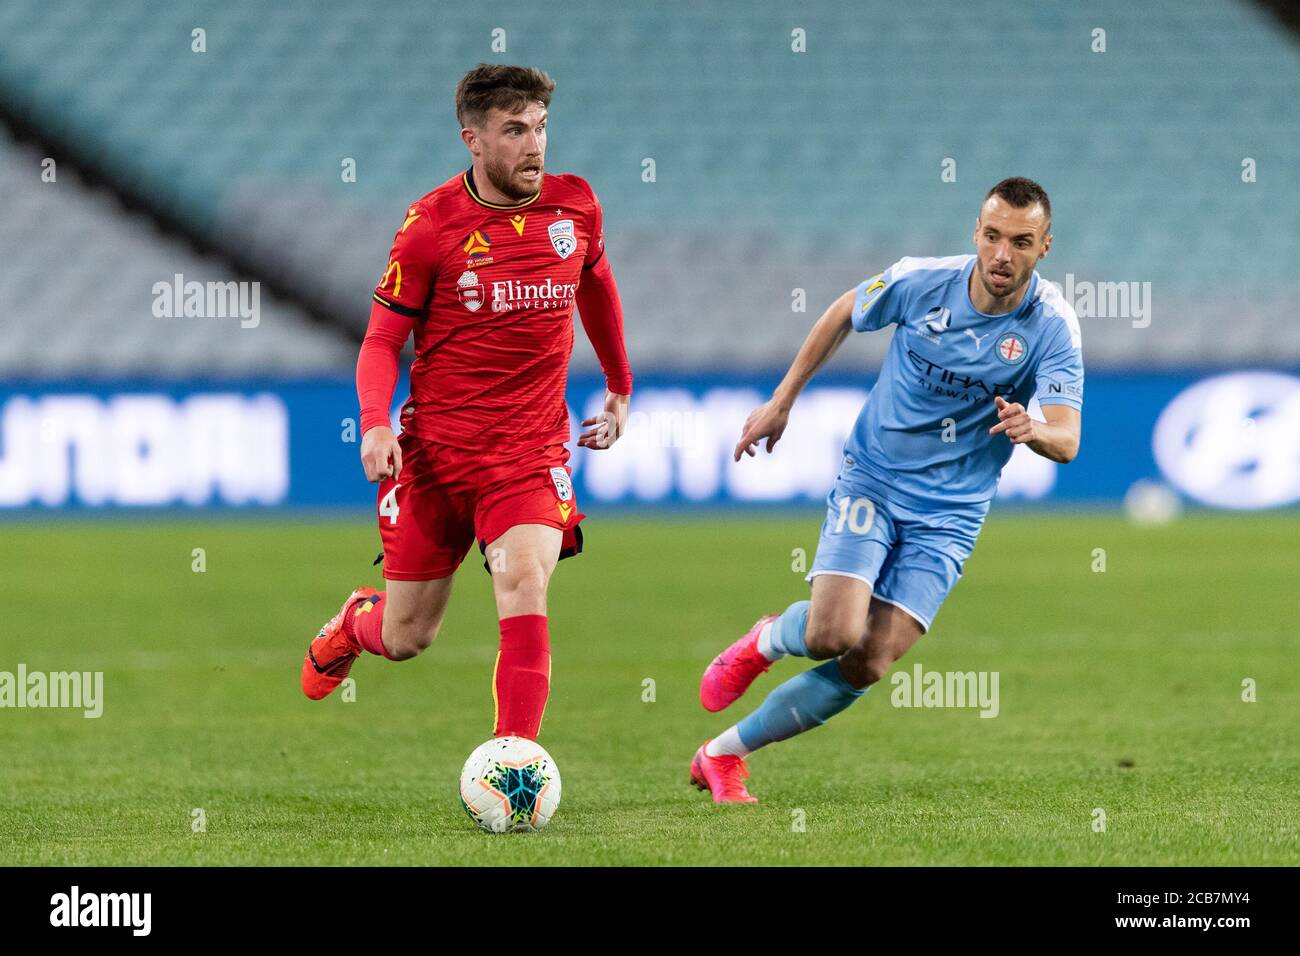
[366,168,631,451]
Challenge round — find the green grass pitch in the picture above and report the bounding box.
[1,512,1296,866]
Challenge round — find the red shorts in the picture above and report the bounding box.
[376,435,586,581]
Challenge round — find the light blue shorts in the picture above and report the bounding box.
[807,472,989,632]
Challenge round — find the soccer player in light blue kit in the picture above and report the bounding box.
[691,178,1084,802]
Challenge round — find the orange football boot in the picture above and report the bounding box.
[301,587,378,700]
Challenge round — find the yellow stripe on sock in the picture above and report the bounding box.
[535,654,552,736]
[491,650,502,734]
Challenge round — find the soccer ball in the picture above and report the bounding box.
[459,736,561,833]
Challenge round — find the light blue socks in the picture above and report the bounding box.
[736,659,867,751]
[763,600,811,658]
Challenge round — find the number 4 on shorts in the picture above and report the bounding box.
[380,485,401,525]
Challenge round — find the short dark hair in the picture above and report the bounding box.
[455,64,555,128]
[985,177,1051,227]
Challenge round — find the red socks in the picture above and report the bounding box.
[493,614,551,739]
[343,591,394,659]
[343,597,550,737]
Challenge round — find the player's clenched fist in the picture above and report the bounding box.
[360,426,403,482]
[734,400,791,461]
[988,395,1038,444]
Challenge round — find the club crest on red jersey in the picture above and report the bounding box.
[549,466,573,501]
[457,270,486,312]
[548,219,576,259]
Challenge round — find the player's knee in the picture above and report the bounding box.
[839,654,890,690]
[494,561,550,605]
[803,617,859,658]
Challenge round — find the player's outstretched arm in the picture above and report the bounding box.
[734,287,856,461]
[988,397,1081,463]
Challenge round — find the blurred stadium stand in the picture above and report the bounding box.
[0,127,353,376]
[1,0,1298,376]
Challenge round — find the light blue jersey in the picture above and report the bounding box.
[729,253,1086,752]
[844,254,1083,506]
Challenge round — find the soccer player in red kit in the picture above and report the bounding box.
[300,64,634,743]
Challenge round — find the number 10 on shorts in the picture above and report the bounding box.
[833,494,875,534]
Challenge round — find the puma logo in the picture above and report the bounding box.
[963,328,990,351]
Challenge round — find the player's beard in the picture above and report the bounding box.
[977,259,1026,299]
[484,153,543,201]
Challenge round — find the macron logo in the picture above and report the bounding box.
[50,886,151,936]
